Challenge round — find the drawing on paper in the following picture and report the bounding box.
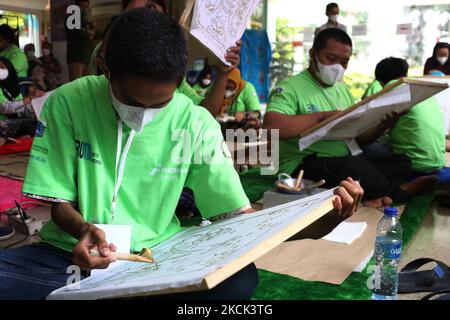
[299,79,449,151]
[189,0,260,65]
[48,188,335,300]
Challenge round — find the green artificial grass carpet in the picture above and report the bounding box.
[253,193,435,300]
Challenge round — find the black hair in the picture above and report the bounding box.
[0,56,20,101]
[326,2,339,13]
[0,24,15,43]
[375,57,409,85]
[430,42,450,67]
[313,28,352,52]
[105,8,187,84]
[199,65,212,79]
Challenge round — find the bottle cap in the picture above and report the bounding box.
[384,207,398,217]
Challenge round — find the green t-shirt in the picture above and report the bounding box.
[176,79,205,106]
[192,83,211,97]
[0,44,28,77]
[362,80,383,100]
[266,70,355,175]
[22,75,249,253]
[389,97,446,172]
[370,80,446,172]
[227,82,261,115]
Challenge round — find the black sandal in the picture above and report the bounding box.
[398,258,450,294]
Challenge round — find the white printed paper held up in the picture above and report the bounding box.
[31,91,54,120]
[189,0,261,65]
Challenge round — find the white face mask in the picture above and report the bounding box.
[0,68,9,80]
[202,79,211,86]
[109,85,167,133]
[315,56,346,86]
[437,56,448,66]
[42,48,51,56]
[329,15,339,23]
[225,89,236,98]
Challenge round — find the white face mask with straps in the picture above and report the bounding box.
[315,55,346,86]
[329,15,339,23]
[109,85,166,133]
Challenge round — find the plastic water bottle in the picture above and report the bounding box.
[371,207,403,300]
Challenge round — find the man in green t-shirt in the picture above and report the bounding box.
[0,24,28,77]
[0,9,363,300]
[365,57,445,174]
[245,28,415,208]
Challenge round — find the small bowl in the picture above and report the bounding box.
[275,178,306,194]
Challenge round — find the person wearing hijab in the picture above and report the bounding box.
[0,57,33,118]
[0,57,44,137]
[219,68,261,122]
[0,24,28,77]
[424,42,450,75]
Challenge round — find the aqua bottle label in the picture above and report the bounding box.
[375,241,402,260]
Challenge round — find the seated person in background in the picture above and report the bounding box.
[0,9,364,300]
[424,42,450,75]
[0,24,28,77]
[24,43,41,71]
[40,41,62,90]
[0,57,43,137]
[24,43,46,90]
[247,28,427,208]
[0,57,38,119]
[192,62,213,97]
[362,79,383,100]
[219,68,261,125]
[91,0,241,118]
[367,57,445,174]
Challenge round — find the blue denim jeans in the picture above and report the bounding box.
[0,243,259,300]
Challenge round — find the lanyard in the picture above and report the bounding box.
[111,120,136,221]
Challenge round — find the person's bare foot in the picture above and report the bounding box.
[363,196,393,209]
[400,175,439,196]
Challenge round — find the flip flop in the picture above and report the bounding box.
[398,258,450,294]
